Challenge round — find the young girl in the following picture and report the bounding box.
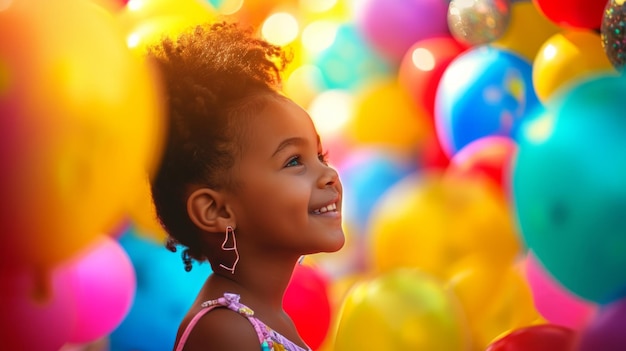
[146,21,345,351]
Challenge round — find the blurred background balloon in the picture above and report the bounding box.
[492,1,561,61]
[368,172,521,280]
[435,45,540,157]
[485,324,578,351]
[110,229,212,351]
[0,268,77,351]
[445,135,518,198]
[524,251,596,330]
[117,0,217,54]
[333,268,471,350]
[284,264,332,350]
[513,74,626,304]
[447,0,511,47]
[0,0,165,270]
[446,257,539,349]
[601,0,626,71]
[354,0,450,64]
[60,235,136,344]
[576,297,626,351]
[532,30,617,103]
[531,0,606,29]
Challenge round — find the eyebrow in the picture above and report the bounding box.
[272,135,321,157]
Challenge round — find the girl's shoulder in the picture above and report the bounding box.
[175,293,311,351]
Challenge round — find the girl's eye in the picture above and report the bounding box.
[318,150,329,165]
[285,156,301,168]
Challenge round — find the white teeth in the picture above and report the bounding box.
[313,203,337,214]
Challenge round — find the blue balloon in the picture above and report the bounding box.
[110,228,212,351]
[435,45,540,156]
[512,74,626,304]
[339,148,417,235]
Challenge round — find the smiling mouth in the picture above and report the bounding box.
[311,202,337,214]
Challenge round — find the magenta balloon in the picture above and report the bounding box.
[577,298,626,351]
[0,269,77,350]
[524,252,596,330]
[355,0,449,64]
[61,235,136,343]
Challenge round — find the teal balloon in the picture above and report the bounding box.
[512,74,626,303]
[314,24,391,91]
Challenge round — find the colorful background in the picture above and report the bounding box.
[2,0,626,350]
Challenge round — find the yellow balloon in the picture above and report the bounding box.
[334,268,471,350]
[125,174,169,243]
[532,30,618,103]
[117,0,217,54]
[0,0,165,268]
[368,172,521,280]
[492,1,561,62]
[446,259,540,350]
[345,79,430,154]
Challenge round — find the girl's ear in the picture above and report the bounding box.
[187,187,235,233]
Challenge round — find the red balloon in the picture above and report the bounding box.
[486,324,577,351]
[532,0,605,29]
[284,264,332,350]
[398,36,467,118]
[446,136,517,193]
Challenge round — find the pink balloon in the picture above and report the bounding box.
[524,252,596,329]
[59,235,136,343]
[355,0,449,64]
[0,268,77,350]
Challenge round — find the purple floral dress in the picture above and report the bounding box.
[175,293,311,351]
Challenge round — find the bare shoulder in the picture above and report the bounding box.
[179,307,262,351]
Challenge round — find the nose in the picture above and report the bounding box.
[317,164,340,188]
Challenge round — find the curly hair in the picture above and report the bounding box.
[146,21,291,270]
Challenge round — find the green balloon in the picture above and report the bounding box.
[513,74,626,304]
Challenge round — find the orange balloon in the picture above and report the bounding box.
[345,79,430,154]
[0,0,165,268]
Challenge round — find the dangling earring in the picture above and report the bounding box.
[220,226,239,274]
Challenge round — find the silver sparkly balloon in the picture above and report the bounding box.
[448,0,511,46]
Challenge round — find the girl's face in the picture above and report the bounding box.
[228,95,345,257]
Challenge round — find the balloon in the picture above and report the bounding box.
[338,147,417,235]
[577,297,626,351]
[533,30,617,103]
[524,252,596,329]
[125,174,168,243]
[284,264,332,350]
[398,35,468,118]
[0,0,165,269]
[532,0,605,29]
[346,79,430,153]
[0,268,77,351]
[447,0,511,46]
[313,24,392,91]
[117,0,216,55]
[485,324,577,351]
[445,135,517,196]
[435,46,540,157]
[513,74,626,303]
[492,1,561,61]
[60,235,136,343]
[334,268,470,350]
[110,229,212,351]
[368,172,521,280]
[354,0,450,64]
[601,0,626,71]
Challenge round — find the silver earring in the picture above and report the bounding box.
[220,226,239,274]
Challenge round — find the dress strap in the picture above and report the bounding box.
[174,293,266,351]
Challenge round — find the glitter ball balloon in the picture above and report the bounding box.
[601,0,626,71]
[448,0,511,46]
